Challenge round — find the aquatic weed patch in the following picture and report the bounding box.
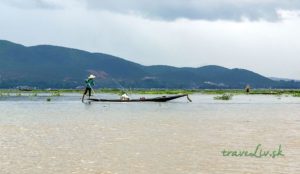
[51,91,61,96]
[292,93,300,97]
[214,93,233,100]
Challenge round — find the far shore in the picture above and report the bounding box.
[0,88,300,97]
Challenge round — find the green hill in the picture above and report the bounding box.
[0,40,299,89]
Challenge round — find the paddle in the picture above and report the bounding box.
[186,94,192,102]
[88,83,96,96]
[111,78,130,96]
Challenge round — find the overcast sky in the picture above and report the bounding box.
[0,0,300,79]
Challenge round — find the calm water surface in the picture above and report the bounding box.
[0,94,300,174]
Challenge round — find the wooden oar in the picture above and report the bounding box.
[88,83,96,96]
[186,94,192,102]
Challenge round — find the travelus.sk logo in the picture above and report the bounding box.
[221,144,284,158]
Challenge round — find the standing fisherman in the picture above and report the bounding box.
[82,74,96,101]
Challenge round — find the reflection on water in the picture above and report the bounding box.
[0,94,300,174]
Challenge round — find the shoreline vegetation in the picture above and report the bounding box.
[1,89,300,101]
[0,88,300,96]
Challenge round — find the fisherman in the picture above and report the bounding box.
[245,84,251,94]
[121,92,130,100]
[82,74,96,101]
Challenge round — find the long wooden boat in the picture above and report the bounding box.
[87,94,191,102]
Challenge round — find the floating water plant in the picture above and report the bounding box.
[51,91,61,96]
[293,93,300,97]
[214,93,233,100]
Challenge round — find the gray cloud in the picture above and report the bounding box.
[2,0,300,21]
[83,0,300,21]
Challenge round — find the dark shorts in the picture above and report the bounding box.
[83,87,92,96]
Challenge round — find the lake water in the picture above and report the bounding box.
[0,94,300,174]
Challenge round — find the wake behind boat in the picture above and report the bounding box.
[87,94,192,102]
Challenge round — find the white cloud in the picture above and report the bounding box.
[0,0,60,9]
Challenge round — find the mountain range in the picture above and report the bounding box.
[1,40,299,89]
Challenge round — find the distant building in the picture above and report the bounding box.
[17,86,35,91]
